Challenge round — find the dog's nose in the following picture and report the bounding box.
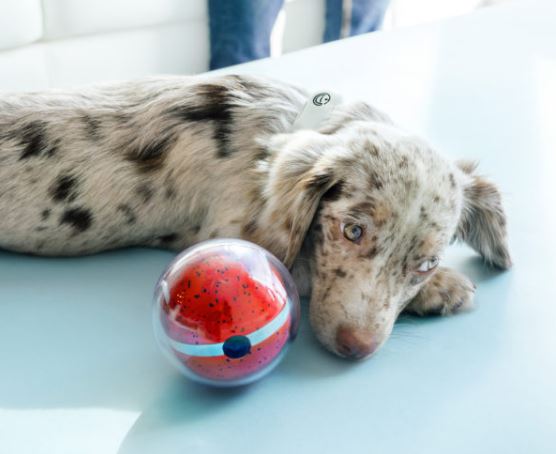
[335,325,379,360]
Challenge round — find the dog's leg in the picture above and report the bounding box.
[404,267,476,316]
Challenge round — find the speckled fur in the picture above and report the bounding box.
[0,74,511,358]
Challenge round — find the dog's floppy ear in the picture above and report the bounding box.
[281,168,339,267]
[455,160,512,269]
[257,131,341,268]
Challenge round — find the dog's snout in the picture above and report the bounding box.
[335,325,379,360]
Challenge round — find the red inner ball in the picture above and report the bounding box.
[161,253,287,345]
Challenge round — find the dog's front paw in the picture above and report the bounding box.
[405,267,476,316]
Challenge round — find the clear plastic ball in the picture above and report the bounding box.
[153,239,300,387]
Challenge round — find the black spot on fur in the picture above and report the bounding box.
[82,114,102,140]
[242,219,258,236]
[50,175,78,203]
[449,173,456,188]
[367,246,378,259]
[165,185,176,199]
[322,181,345,202]
[18,123,44,160]
[169,84,235,158]
[136,184,154,203]
[312,221,323,235]
[129,135,176,172]
[307,171,333,194]
[60,207,93,233]
[401,258,409,277]
[117,204,136,224]
[333,268,347,278]
[304,219,324,259]
[18,121,57,160]
[158,233,178,244]
[427,305,445,316]
[41,209,51,220]
[409,235,419,251]
[370,174,384,190]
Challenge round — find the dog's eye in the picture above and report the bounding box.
[343,223,364,242]
[416,256,439,274]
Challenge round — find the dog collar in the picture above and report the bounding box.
[292,90,342,131]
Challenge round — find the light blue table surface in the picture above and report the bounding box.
[1,1,556,453]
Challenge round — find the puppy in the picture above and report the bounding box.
[0,74,511,359]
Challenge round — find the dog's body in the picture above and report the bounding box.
[0,75,308,257]
[0,74,511,358]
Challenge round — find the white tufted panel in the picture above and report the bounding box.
[0,0,324,92]
[44,22,209,88]
[41,0,207,39]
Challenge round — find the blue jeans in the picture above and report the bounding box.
[208,0,391,70]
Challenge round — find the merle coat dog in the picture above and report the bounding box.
[0,75,511,359]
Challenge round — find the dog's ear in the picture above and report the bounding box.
[455,160,512,269]
[281,169,340,267]
[256,131,342,268]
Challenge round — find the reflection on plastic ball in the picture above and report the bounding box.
[153,239,300,387]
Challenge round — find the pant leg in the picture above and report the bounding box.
[208,0,285,70]
[350,0,390,36]
[324,0,391,43]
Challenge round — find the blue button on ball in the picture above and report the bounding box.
[223,335,251,358]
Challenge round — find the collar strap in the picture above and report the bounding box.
[292,90,342,131]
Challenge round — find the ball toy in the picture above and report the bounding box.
[153,238,300,387]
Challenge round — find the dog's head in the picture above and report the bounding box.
[255,103,511,359]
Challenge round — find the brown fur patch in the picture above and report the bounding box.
[371,201,391,227]
[333,268,347,278]
[349,200,376,216]
[242,219,258,236]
